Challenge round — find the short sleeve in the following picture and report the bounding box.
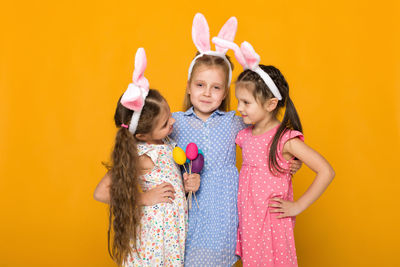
[235,128,247,148]
[137,144,159,165]
[278,129,304,156]
[232,115,247,134]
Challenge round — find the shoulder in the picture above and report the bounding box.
[280,129,304,144]
[172,111,184,120]
[235,126,252,147]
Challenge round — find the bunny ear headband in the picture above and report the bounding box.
[120,47,150,133]
[212,37,282,100]
[188,13,238,86]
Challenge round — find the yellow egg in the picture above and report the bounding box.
[173,147,187,165]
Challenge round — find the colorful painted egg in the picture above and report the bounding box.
[173,146,187,165]
[186,142,198,160]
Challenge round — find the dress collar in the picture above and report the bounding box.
[183,107,225,118]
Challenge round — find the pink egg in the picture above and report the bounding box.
[186,142,198,160]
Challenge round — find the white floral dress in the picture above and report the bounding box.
[124,139,188,267]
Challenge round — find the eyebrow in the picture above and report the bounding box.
[163,118,168,127]
[162,112,170,127]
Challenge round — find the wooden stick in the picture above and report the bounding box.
[182,164,188,173]
[193,192,199,209]
[188,191,192,209]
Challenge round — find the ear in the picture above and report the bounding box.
[192,13,211,53]
[135,133,149,142]
[186,81,191,95]
[240,41,260,70]
[132,48,149,89]
[215,16,238,53]
[264,98,279,112]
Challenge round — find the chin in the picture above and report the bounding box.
[242,117,251,124]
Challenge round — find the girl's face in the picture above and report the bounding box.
[235,85,270,125]
[187,65,227,121]
[141,100,175,144]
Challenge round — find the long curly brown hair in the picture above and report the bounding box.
[108,89,165,266]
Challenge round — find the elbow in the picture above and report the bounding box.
[328,165,335,182]
[93,190,102,202]
[93,189,109,203]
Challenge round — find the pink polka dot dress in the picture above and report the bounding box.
[235,125,304,267]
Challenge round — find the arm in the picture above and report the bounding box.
[93,171,111,204]
[270,138,335,218]
[93,156,177,205]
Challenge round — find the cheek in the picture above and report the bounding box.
[214,91,226,103]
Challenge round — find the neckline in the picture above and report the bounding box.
[250,124,280,137]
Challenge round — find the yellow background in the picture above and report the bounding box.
[1,0,399,266]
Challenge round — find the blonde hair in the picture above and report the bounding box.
[183,53,234,111]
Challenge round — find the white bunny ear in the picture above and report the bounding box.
[240,41,260,70]
[212,37,247,68]
[215,17,238,54]
[132,48,149,89]
[192,13,211,52]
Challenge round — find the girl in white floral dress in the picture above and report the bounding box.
[93,48,199,266]
[126,137,187,266]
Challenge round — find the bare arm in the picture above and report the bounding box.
[93,155,176,205]
[93,171,111,204]
[270,138,335,218]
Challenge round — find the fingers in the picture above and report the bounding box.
[269,208,282,213]
[183,172,189,180]
[162,191,175,200]
[268,202,281,208]
[158,183,175,193]
[160,197,173,204]
[270,198,283,203]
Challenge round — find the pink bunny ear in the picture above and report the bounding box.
[215,17,238,54]
[132,48,149,89]
[121,83,144,111]
[212,37,247,68]
[240,41,260,70]
[192,13,211,52]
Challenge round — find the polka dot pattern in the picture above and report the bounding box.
[170,107,246,267]
[235,126,304,267]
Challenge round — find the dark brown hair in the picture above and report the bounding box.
[183,53,234,111]
[108,89,165,265]
[236,65,302,174]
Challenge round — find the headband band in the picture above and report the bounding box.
[212,37,282,100]
[187,51,232,85]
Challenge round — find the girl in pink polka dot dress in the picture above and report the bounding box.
[212,38,335,266]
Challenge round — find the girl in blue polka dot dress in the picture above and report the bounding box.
[169,14,301,266]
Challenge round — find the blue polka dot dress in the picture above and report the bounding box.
[170,107,246,267]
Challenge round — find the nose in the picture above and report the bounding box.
[203,86,211,96]
[237,102,243,113]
